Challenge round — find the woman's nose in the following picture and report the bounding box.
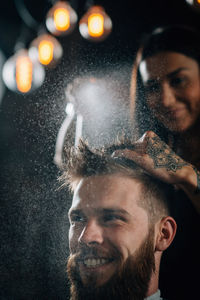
[160,82,176,108]
[78,219,104,246]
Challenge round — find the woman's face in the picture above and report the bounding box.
[139,51,200,132]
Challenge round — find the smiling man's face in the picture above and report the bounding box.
[68,173,154,291]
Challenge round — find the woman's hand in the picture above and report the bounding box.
[112,131,200,213]
[113,131,189,184]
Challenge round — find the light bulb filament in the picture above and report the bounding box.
[88,13,104,37]
[38,40,54,65]
[16,56,32,93]
[54,8,70,31]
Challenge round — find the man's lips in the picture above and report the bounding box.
[82,257,113,268]
[77,256,114,268]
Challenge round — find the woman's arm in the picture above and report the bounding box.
[178,165,200,213]
[112,131,200,214]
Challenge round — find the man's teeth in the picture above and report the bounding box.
[83,258,109,267]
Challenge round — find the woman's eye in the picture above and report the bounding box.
[144,83,160,94]
[170,77,186,87]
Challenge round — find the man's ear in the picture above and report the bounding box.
[155,216,177,252]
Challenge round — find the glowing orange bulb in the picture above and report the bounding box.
[54,8,70,31]
[88,13,104,37]
[16,56,32,93]
[197,0,200,4]
[38,40,54,65]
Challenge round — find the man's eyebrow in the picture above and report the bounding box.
[145,67,189,85]
[100,208,130,217]
[68,209,82,217]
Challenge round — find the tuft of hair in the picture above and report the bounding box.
[60,138,134,190]
[60,139,175,223]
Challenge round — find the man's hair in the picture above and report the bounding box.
[61,140,174,223]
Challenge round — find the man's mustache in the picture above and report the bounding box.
[70,244,120,262]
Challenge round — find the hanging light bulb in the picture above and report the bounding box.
[29,34,63,68]
[79,6,112,42]
[46,1,78,36]
[185,0,200,11]
[2,49,45,94]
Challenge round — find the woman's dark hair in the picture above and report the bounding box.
[130,25,200,142]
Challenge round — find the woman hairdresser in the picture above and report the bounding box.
[114,25,200,299]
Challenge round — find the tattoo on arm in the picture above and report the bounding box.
[146,137,200,195]
[146,136,188,172]
[145,136,200,196]
[192,167,200,195]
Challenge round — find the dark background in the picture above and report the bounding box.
[0,0,200,299]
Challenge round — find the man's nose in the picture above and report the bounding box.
[78,219,104,245]
[160,82,176,108]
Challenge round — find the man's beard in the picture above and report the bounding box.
[67,227,155,300]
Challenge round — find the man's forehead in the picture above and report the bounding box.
[71,174,143,210]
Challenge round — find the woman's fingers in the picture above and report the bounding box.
[112,131,159,160]
[112,148,145,164]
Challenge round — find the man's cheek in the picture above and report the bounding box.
[69,228,79,253]
[67,254,80,280]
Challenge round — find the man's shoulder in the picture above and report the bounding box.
[144,290,165,300]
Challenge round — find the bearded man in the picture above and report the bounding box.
[61,141,177,300]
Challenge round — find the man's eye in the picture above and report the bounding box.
[102,215,125,223]
[70,215,85,224]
